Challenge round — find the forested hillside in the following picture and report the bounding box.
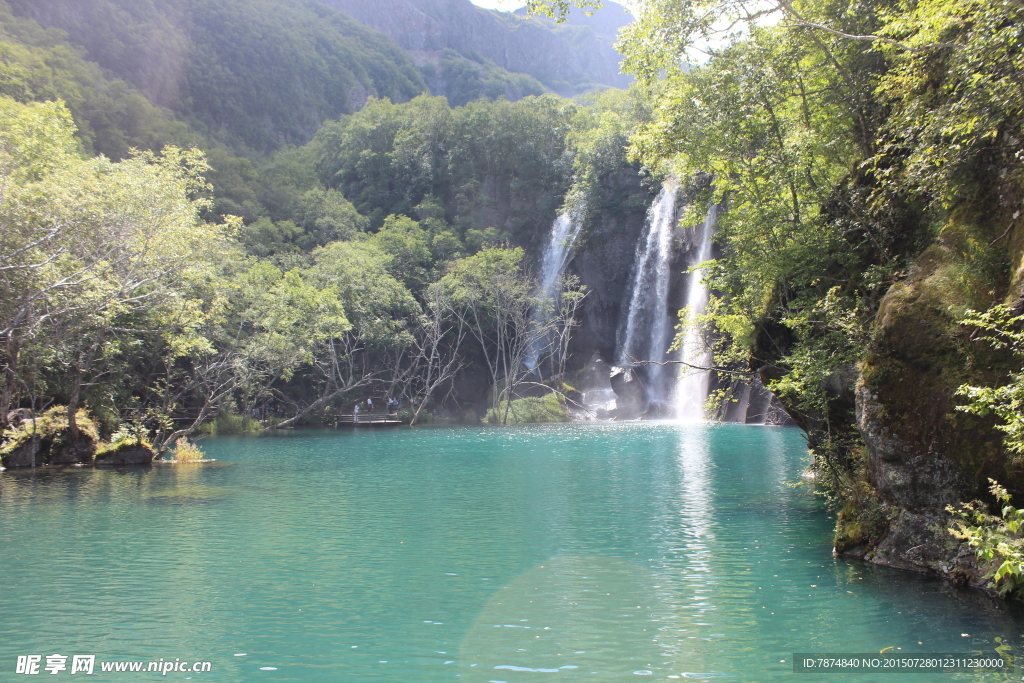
[0,1,198,159]
[0,79,652,466]
[7,0,427,152]
[323,0,632,102]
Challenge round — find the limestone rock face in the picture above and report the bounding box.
[609,366,646,419]
[52,432,98,465]
[845,215,1017,580]
[568,169,656,366]
[0,423,96,468]
[2,437,41,468]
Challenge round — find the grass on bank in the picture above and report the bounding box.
[199,413,262,435]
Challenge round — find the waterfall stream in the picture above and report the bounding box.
[609,184,775,422]
[525,212,582,372]
[616,181,722,419]
[674,206,718,420]
[618,181,679,410]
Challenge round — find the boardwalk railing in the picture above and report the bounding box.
[337,411,401,425]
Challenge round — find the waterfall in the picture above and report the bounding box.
[618,180,679,409]
[525,212,582,372]
[675,206,718,420]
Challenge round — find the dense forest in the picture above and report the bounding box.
[4,0,1024,597]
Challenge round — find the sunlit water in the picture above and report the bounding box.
[1,423,1021,681]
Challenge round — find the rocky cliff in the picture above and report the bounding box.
[833,205,1024,587]
[318,0,632,101]
[569,167,656,366]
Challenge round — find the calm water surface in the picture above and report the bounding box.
[1,423,1021,681]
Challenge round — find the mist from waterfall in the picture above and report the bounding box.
[674,205,718,420]
[525,212,582,372]
[618,180,679,408]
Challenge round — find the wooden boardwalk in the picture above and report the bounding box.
[337,411,403,427]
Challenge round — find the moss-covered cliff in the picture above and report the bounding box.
[834,206,1024,583]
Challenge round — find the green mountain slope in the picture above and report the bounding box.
[320,0,632,100]
[0,1,197,159]
[7,0,428,152]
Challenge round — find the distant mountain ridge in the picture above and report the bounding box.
[318,0,633,98]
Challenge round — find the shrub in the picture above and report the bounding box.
[201,413,262,435]
[171,438,205,462]
[948,479,1024,599]
[485,393,569,425]
[95,423,152,456]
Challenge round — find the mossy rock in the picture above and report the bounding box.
[849,208,1024,571]
[860,210,1019,505]
[0,406,99,468]
[94,440,155,466]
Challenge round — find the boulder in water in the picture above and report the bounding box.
[609,366,646,420]
[95,442,155,466]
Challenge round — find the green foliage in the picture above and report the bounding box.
[316,95,575,238]
[0,0,196,159]
[948,479,1024,598]
[308,240,419,348]
[202,413,261,435]
[485,393,568,424]
[96,423,152,454]
[232,261,352,379]
[170,437,205,462]
[437,246,537,414]
[765,288,870,417]
[373,214,432,290]
[0,96,229,359]
[876,0,1024,210]
[525,0,602,23]
[957,307,1024,461]
[438,247,530,316]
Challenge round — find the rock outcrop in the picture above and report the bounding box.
[0,407,98,468]
[95,442,156,466]
[569,169,656,365]
[836,210,1024,586]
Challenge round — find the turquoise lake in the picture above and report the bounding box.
[1,422,1022,681]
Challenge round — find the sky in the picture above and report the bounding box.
[470,1,632,14]
[470,0,527,9]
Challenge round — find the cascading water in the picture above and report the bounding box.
[674,205,718,420]
[525,212,582,373]
[618,181,679,410]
